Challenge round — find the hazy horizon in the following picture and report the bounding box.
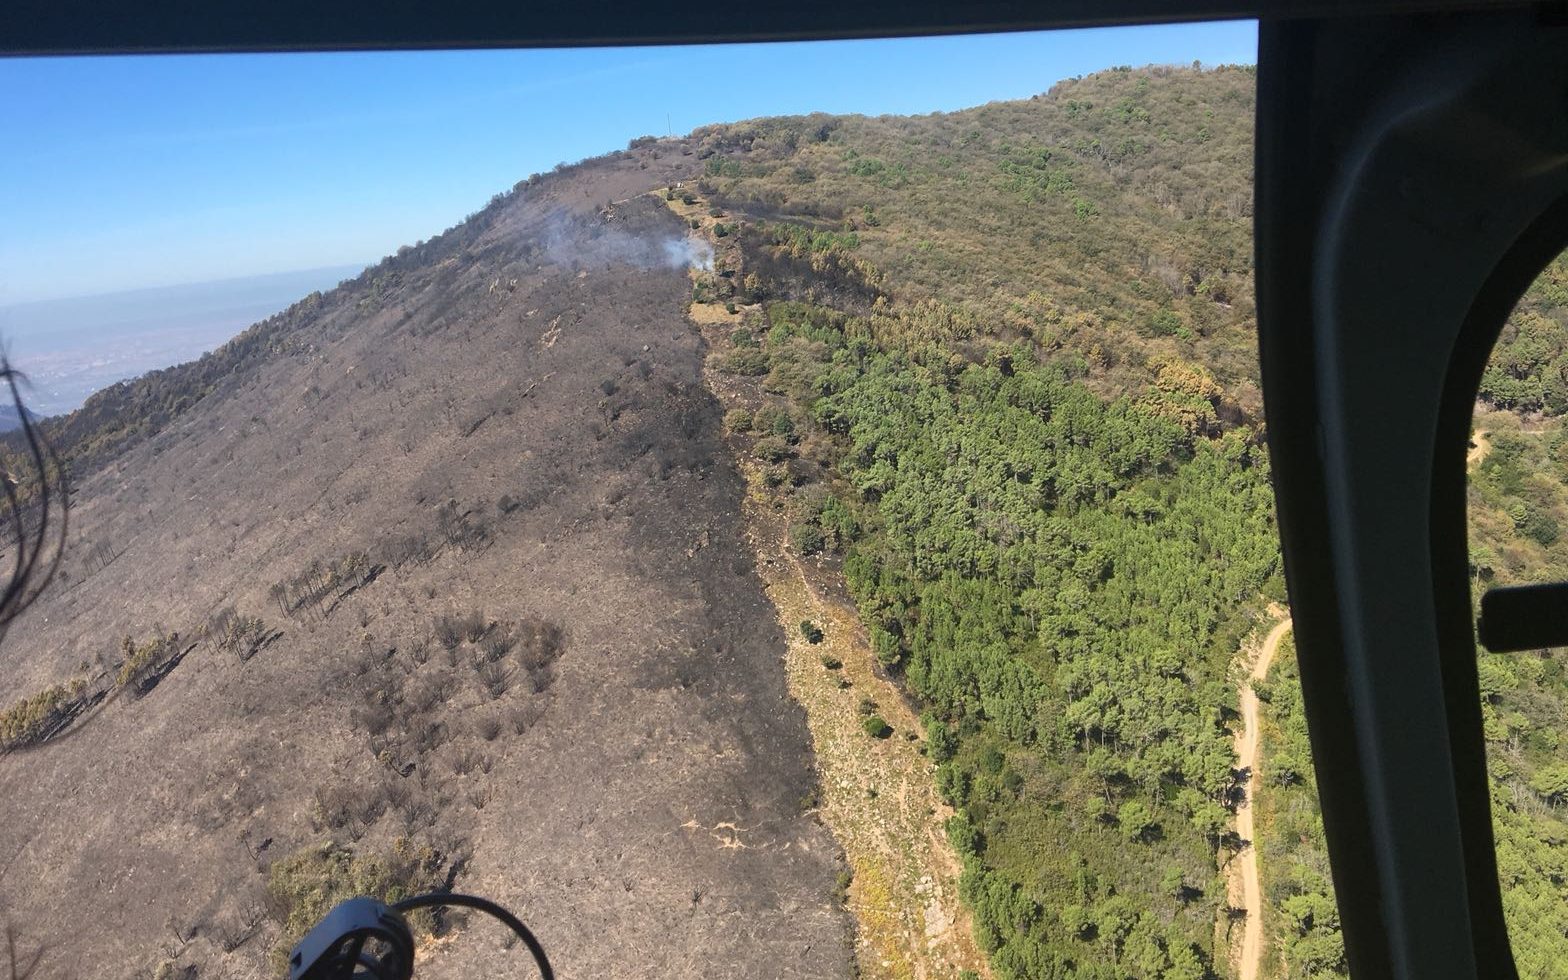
[0,263,363,416]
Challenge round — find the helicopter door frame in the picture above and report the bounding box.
[1256,10,1568,977]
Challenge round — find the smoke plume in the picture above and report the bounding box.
[536,209,714,273]
[663,236,714,272]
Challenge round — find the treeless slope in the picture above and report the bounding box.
[0,145,851,978]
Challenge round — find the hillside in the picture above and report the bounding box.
[664,63,1568,979]
[0,149,855,978]
[677,65,1281,980]
[692,64,1260,417]
[5,62,1568,980]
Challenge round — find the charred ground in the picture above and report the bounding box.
[0,145,853,978]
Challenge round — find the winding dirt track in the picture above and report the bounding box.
[1233,616,1294,980]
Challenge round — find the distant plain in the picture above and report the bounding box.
[0,265,362,418]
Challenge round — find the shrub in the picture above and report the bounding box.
[480,628,516,662]
[720,349,770,376]
[434,616,463,650]
[1149,308,1184,336]
[509,702,545,735]
[405,676,445,714]
[461,612,488,642]
[434,610,486,650]
[819,654,842,670]
[871,628,902,667]
[936,764,971,806]
[947,813,984,856]
[924,716,958,763]
[723,408,754,433]
[832,868,854,906]
[475,714,503,741]
[265,840,444,973]
[0,679,85,749]
[447,744,481,776]
[754,406,793,436]
[815,494,861,548]
[351,699,395,737]
[790,523,826,556]
[1523,509,1560,546]
[514,616,565,692]
[755,437,794,463]
[116,631,180,690]
[801,620,825,644]
[311,783,389,836]
[857,697,877,716]
[863,715,892,739]
[476,661,512,699]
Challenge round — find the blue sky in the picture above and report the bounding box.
[0,22,1255,304]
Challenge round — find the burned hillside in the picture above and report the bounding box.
[0,144,852,979]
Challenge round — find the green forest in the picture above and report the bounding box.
[739,301,1281,977]
[693,64,1568,978]
[1252,637,1345,978]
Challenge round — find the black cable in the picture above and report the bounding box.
[391,892,553,980]
[0,357,67,636]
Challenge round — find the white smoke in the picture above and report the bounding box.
[535,209,714,273]
[663,235,714,272]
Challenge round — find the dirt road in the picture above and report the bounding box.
[1469,428,1492,468]
[1233,615,1293,980]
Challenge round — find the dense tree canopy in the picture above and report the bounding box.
[698,64,1568,979]
[730,292,1282,977]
